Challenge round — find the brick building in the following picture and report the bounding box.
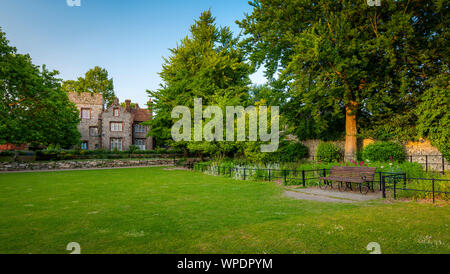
[68,92,154,151]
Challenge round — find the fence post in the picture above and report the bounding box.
[442,155,445,175]
[268,169,271,182]
[403,173,407,190]
[382,176,386,199]
[283,170,287,185]
[432,179,435,204]
[302,170,306,187]
[243,168,246,180]
[379,173,382,191]
[394,179,397,200]
[426,155,428,172]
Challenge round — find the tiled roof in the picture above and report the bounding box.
[133,108,152,122]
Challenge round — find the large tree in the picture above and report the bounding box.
[238,0,448,160]
[147,10,252,152]
[0,28,80,147]
[62,66,116,106]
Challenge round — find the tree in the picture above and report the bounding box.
[416,70,450,161]
[62,66,116,106]
[238,0,448,160]
[0,28,80,147]
[147,10,252,153]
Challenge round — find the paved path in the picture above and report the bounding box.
[284,187,382,203]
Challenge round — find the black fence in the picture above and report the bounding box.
[311,154,448,174]
[382,174,450,203]
[406,155,447,174]
[193,163,449,203]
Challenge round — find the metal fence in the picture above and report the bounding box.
[193,163,449,203]
[382,174,450,203]
[310,154,448,174]
[406,155,448,174]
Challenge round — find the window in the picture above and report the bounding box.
[89,127,98,137]
[110,122,123,132]
[135,124,146,133]
[135,139,146,151]
[110,138,122,151]
[113,108,120,117]
[81,108,91,119]
[81,141,88,150]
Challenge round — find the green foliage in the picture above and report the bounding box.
[362,142,406,163]
[147,10,252,147]
[0,151,15,157]
[316,143,341,163]
[62,66,116,106]
[127,145,140,154]
[238,0,448,144]
[276,141,309,162]
[0,28,81,147]
[416,71,450,161]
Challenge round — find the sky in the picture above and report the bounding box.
[0,0,266,106]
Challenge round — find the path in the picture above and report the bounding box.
[284,187,382,203]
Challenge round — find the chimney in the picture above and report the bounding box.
[125,100,131,112]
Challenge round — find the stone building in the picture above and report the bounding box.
[68,92,154,151]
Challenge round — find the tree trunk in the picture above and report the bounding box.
[345,101,358,162]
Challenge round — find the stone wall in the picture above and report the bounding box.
[295,137,448,171]
[0,159,175,172]
[68,92,104,150]
[100,103,133,151]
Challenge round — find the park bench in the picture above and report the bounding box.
[319,166,377,195]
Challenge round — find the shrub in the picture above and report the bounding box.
[0,151,15,157]
[316,142,341,163]
[277,141,309,162]
[362,141,406,163]
[128,145,140,154]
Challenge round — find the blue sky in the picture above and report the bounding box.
[0,0,266,106]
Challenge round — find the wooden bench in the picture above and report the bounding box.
[319,166,377,194]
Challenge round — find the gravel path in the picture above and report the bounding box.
[284,188,382,203]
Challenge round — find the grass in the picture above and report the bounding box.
[0,167,449,254]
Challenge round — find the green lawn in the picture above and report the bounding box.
[0,167,448,254]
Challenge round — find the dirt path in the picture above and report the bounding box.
[284,187,382,203]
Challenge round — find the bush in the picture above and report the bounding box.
[128,145,140,154]
[362,141,406,163]
[0,151,15,157]
[276,142,309,162]
[316,142,341,163]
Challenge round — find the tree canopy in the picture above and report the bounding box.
[0,28,80,147]
[146,10,253,154]
[62,66,116,106]
[238,0,448,159]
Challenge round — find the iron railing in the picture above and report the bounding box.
[193,163,449,203]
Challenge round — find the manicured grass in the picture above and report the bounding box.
[0,167,448,254]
